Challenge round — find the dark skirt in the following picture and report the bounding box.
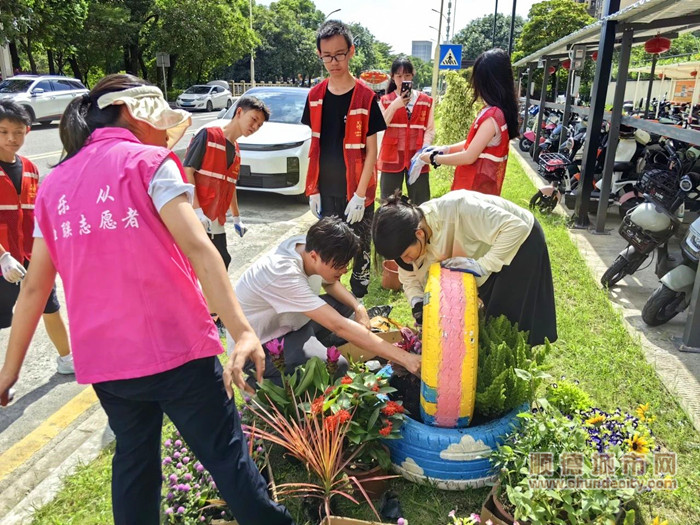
[478,219,557,346]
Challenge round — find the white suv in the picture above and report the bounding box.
[0,75,88,125]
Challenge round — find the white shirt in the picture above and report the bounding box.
[398,190,535,305]
[230,235,327,352]
[35,158,193,237]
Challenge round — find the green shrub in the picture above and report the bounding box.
[546,379,593,415]
[475,315,550,418]
[435,71,478,147]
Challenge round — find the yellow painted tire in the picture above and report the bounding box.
[420,263,479,428]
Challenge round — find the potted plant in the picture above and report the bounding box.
[488,393,658,525]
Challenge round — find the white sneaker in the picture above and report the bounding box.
[56,355,75,375]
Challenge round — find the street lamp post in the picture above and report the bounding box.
[431,0,445,101]
[325,8,341,20]
[249,0,255,87]
[492,0,499,48]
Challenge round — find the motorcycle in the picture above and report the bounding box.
[642,215,700,326]
[529,152,579,214]
[519,109,560,153]
[600,141,699,288]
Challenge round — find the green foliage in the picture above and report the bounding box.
[546,379,593,415]
[348,22,393,77]
[435,70,478,147]
[452,13,525,61]
[405,56,433,90]
[475,315,550,418]
[513,0,594,63]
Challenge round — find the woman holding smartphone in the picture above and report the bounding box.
[378,57,435,205]
[419,48,519,196]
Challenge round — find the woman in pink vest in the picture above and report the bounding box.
[419,48,519,196]
[0,75,294,525]
[378,57,435,205]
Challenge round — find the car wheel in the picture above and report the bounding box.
[22,106,36,124]
[226,99,232,109]
[206,100,213,112]
[383,403,527,489]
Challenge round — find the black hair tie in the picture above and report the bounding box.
[82,93,92,104]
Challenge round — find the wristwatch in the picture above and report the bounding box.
[429,150,442,169]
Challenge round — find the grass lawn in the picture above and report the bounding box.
[31,158,700,525]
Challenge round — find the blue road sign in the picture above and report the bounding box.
[439,44,462,70]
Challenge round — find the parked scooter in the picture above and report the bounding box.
[600,142,698,288]
[642,216,700,326]
[519,109,560,153]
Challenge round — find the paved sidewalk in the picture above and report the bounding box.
[511,145,700,434]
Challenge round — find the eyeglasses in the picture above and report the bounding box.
[320,51,349,64]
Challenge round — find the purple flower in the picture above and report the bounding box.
[200,517,206,522]
[174,439,182,447]
[173,451,181,459]
[177,462,183,469]
[169,474,178,484]
[163,456,172,465]
[184,473,192,481]
[167,492,174,500]
[177,506,185,514]
[196,462,205,473]
[470,514,481,523]
[327,345,341,363]
[164,439,172,447]
[266,338,284,357]
[181,447,188,454]
[183,456,190,464]
[448,510,456,518]
[397,519,407,525]
[165,507,174,515]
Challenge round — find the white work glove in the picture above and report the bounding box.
[309,193,322,219]
[0,253,26,284]
[344,193,365,225]
[232,216,247,237]
[441,257,484,277]
[408,147,430,185]
[194,208,212,232]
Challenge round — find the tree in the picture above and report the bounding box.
[513,0,594,63]
[404,55,432,90]
[347,23,392,76]
[452,13,525,61]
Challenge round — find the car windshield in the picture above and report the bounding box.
[222,89,307,125]
[184,86,211,95]
[0,79,33,93]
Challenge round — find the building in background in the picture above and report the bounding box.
[580,0,638,18]
[411,41,433,63]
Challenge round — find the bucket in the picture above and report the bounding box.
[381,260,401,291]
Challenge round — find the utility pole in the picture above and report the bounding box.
[492,0,499,48]
[508,0,517,55]
[431,0,445,100]
[249,0,255,87]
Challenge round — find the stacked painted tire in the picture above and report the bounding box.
[386,263,525,489]
[420,263,479,428]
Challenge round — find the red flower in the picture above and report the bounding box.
[311,396,324,415]
[341,376,353,385]
[372,385,380,392]
[382,401,405,416]
[324,386,334,395]
[324,415,339,431]
[336,409,351,424]
[379,423,393,436]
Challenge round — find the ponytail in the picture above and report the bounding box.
[372,190,424,261]
[58,74,147,163]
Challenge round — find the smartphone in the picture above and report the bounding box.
[400,81,412,97]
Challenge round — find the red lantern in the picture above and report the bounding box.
[691,71,698,78]
[548,66,556,75]
[591,51,598,61]
[561,59,571,70]
[644,35,672,55]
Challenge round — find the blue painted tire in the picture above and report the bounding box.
[383,403,528,489]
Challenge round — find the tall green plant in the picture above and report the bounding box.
[476,315,550,417]
[435,71,479,147]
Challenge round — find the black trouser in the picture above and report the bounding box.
[93,357,294,525]
[209,232,231,270]
[247,296,351,389]
[380,169,431,205]
[320,195,374,298]
[0,260,60,328]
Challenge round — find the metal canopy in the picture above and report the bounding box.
[513,0,700,68]
[629,60,700,79]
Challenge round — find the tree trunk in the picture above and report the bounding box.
[47,49,56,75]
[55,51,65,75]
[166,54,177,94]
[138,53,148,80]
[21,34,37,74]
[9,41,20,72]
[68,57,83,84]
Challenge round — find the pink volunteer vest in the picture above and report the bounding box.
[35,127,222,384]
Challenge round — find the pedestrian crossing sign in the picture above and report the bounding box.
[439,45,462,70]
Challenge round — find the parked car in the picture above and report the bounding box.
[176,84,234,112]
[0,75,88,125]
[197,86,311,198]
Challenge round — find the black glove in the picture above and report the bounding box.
[411,301,424,326]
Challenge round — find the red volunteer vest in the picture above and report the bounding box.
[0,156,38,264]
[453,106,510,196]
[191,127,241,225]
[378,91,433,173]
[305,78,377,206]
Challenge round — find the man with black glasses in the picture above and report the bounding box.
[301,19,386,299]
